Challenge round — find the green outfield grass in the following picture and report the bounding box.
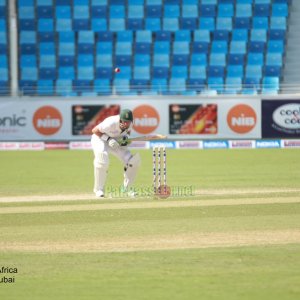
[0,149,300,300]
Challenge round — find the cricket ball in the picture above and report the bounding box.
[115,67,120,73]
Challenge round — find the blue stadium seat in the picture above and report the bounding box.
[39,67,56,80]
[254,4,270,17]
[190,54,207,66]
[213,30,229,41]
[77,55,94,67]
[272,4,288,17]
[211,41,228,53]
[136,30,152,43]
[227,65,244,78]
[247,53,264,65]
[109,18,125,31]
[151,78,168,94]
[228,54,245,65]
[250,29,267,42]
[20,55,37,67]
[270,17,286,30]
[59,55,74,66]
[163,18,179,31]
[77,67,95,80]
[56,19,72,32]
[96,54,113,67]
[128,5,144,18]
[192,42,209,54]
[93,79,112,95]
[153,67,169,79]
[114,66,132,79]
[253,17,269,29]
[130,79,150,94]
[181,17,197,30]
[127,18,143,30]
[189,66,206,79]
[234,17,251,29]
[216,17,232,30]
[109,5,125,18]
[145,18,161,30]
[153,41,170,54]
[114,79,131,95]
[265,65,281,77]
[249,41,265,52]
[95,67,113,79]
[225,77,242,94]
[153,54,170,67]
[265,53,283,67]
[97,31,113,42]
[236,4,252,17]
[199,17,215,31]
[40,55,56,67]
[210,53,226,66]
[56,6,71,19]
[182,5,198,18]
[262,77,279,94]
[172,54,189,66]
[173,41,190,55]
[200,5,217,17]
[194,30,210,42]
[245,65,262,80]
[58,67,75,79]
[171,66,188,78]
[174,30,191,42]
[37,80,54,95]
[133,66,151,80]
[165,5,180,17]
[187,78,205,94]
[134,54,151,66]
[135,42,151,54]
[169,78,187,94]
[267,40,284,53]
[116,54,131,66]
[91,19,107,31]
[146,5,162,18]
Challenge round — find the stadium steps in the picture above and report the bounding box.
[282,1,300,92]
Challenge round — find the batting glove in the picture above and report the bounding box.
[119,135,132,147]
[108,138,120,149]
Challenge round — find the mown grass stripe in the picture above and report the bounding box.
[0,196,300,214]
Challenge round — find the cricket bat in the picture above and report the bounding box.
[129,134,167,141]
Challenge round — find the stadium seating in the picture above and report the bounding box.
[14,0,291,96]
[0,0,9,94]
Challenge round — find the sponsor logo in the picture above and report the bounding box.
[133,105,160,134]
[177,141,202,149]
[227,104,257,134]
[33,106,63,136]
[203,140,228,149]
[229,140,255,149]
[272,104,300,131]
[256,140,280,148]
[69,142,92,150]
[283,140,300,148]
[149,141,176,148]
[0,114,26,127]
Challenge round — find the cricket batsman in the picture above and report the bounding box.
[91,109,141,198]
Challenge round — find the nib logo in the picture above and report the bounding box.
[133,105,160,134]
[227,104,257,134]
[33,106,63,135]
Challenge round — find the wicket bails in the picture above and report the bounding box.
[152,146,167,194]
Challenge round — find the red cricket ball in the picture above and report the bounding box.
[115,68,120,73]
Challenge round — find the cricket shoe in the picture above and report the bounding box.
[120,186,137,198]
[95,190,104,198]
